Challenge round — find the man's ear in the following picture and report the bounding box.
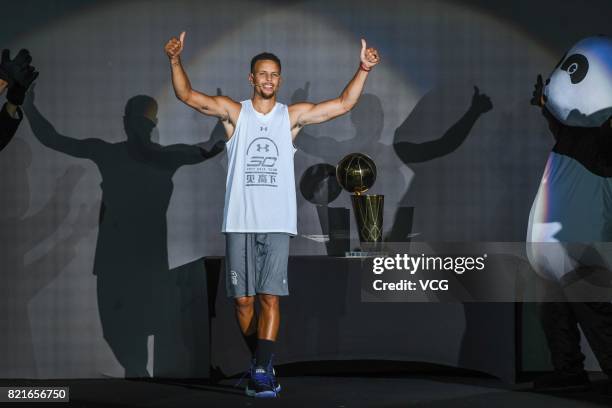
[248,72,254,86]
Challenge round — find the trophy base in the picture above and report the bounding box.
[345,251,387,258]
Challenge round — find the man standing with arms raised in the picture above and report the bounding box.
[165,31,380,397]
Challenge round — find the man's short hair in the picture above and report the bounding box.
[250,52,281,73]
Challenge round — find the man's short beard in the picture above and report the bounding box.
[259,90,275,99]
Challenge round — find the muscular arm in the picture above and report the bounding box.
[165,32,240,137]
[289,39,380,139]
[290,68,368,134]
[170,58,237,120]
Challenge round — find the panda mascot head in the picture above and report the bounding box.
[544,35,612,127]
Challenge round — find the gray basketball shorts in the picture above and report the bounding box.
[225,233,290,298]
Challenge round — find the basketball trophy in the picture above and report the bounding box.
[336,153,384,254]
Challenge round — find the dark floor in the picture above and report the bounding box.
[2,373,612,408]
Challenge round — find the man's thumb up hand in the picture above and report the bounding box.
[165,31,186,60]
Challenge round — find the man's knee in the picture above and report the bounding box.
[259,294,279,310]
[235,296,255,310]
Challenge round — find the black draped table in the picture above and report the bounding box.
[204,256,518,383]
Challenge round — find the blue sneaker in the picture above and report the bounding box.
[245,359,281,398]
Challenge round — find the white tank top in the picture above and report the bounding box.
[222,100,297,235]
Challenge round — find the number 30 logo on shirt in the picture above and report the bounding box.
[245,137,280,187]
[248,156,277,167]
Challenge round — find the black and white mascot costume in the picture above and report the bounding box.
[527,35,612,390]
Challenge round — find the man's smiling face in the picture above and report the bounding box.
[250,59,281,99]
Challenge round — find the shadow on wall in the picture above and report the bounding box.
[294,86,407,250]
[299,163,349,255]
[293,83,493,244]
[388,86,523,379]
[0,138,92,377]
[23,91,224,378]
[391,86,493,241]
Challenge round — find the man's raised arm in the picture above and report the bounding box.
[289,39,380,138]
[164,31,240,124]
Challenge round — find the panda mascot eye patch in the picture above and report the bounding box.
[543,36,612,127]
[560,54,589,84]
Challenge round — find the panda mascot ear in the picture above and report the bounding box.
[544,36,612,127]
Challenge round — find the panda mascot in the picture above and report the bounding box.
[527,35,612,391]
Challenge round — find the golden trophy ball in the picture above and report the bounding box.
[336,153,384,243]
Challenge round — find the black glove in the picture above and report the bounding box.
[7,66,38,106]
[530,74,544,106]
[2,49,39,106]
[1,49,33,85]
[7,83,26,105]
